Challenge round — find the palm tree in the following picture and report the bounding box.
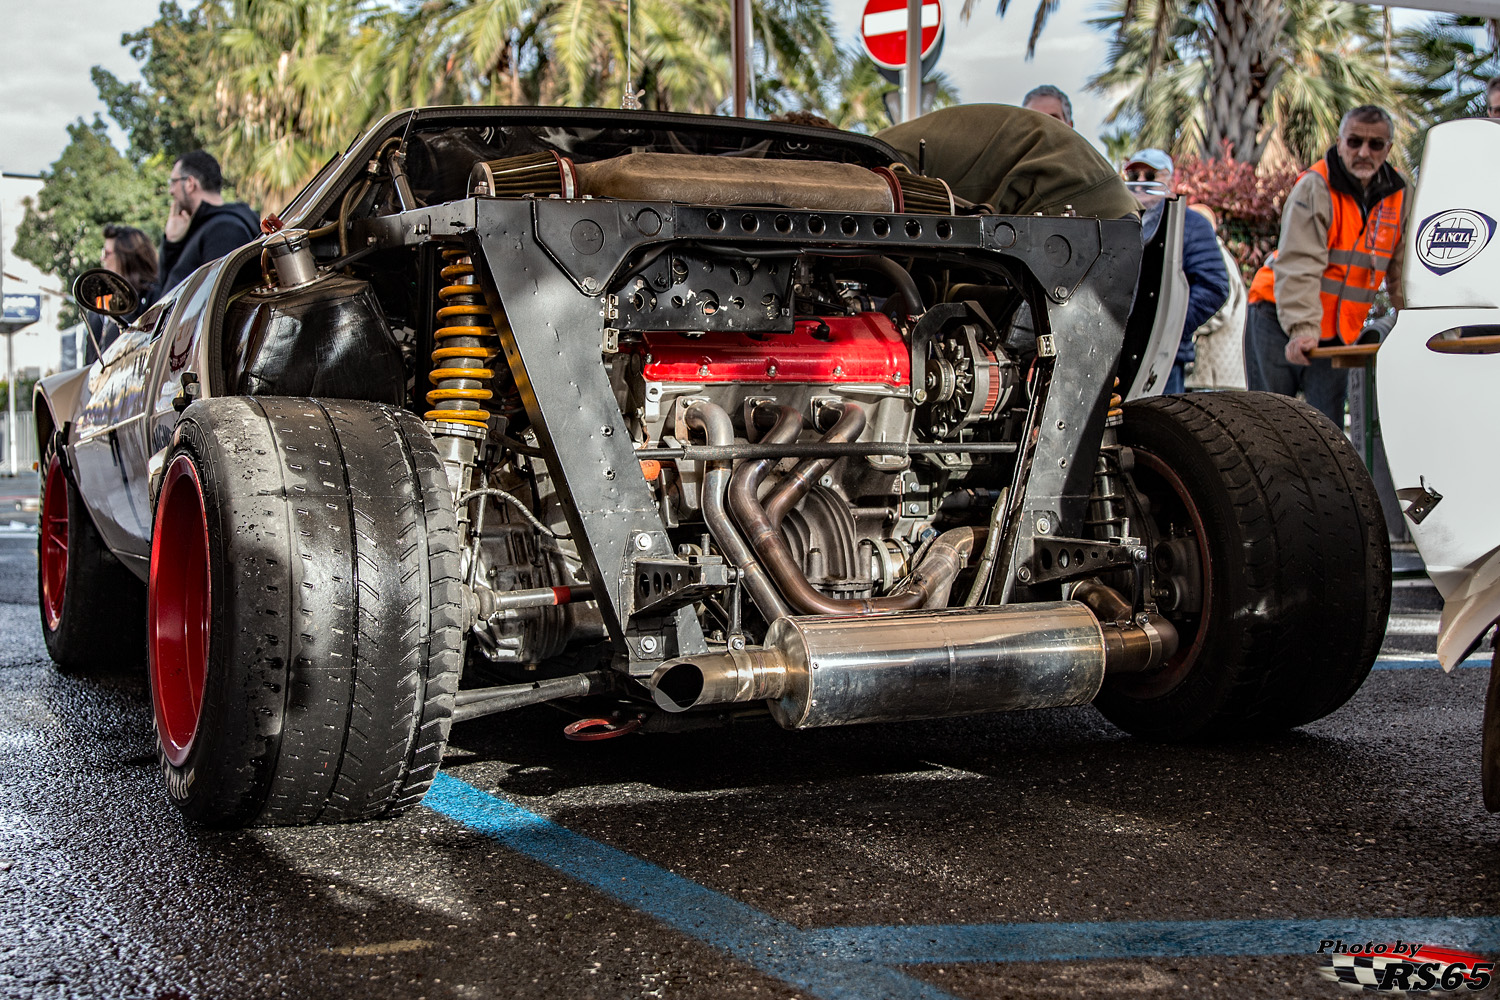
[1081,0,1400,166]
[1086,0,1207,159]
[1396,13,1500,164]
[745,0,842,116]
[123,0,864,208]
[965,0,1291,163]
[201,0,380,210]
[1269,0,1405,167]
[825,54,959,133]
[401,0,839,115]
[827,55,902,133]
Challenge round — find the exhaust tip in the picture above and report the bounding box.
[651,660,708,712]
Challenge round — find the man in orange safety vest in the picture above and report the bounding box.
[1245,105,1409,425]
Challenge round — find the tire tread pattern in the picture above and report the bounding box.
[1095,392,1389,740]
[156,397,461,827]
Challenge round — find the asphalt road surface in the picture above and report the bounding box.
[2,521,1497,1000]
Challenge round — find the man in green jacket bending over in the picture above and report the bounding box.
[877,104,1140,220]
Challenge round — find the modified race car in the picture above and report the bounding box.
[37,107,1389,827]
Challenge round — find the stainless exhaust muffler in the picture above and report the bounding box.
[650,602,1117,729]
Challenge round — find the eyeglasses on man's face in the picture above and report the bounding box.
[1342,135,1389,152]
[169,175,187,188]
[1125,168,1157,183]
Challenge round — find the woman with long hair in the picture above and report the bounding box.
[88,224,160,364]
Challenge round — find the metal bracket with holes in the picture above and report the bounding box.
[630,556,735,616]
[1021,536,1144,586]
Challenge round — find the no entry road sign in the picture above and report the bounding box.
[861,0,943,71]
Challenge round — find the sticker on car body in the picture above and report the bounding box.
[1415,209,1496,276]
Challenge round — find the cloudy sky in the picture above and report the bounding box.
[1,0,1447,177]
[1,0,164,175]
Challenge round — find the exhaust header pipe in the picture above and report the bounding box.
[651,602,1115,729]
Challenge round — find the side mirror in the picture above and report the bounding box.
[71,268,139,319]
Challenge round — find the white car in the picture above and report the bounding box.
[1378,117,1500,810]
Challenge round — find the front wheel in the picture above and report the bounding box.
[150,397,465,826]
[1093,392,1390,741]
[37,439,146,671]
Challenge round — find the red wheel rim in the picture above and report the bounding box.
[1111,446,1214,699]
[149,456,211,767]
[40,454,69,631]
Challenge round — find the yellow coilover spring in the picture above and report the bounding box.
[426,250,496,429]
[1107,377,1124,423]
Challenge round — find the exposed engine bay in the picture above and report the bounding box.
[217,110,1171,732]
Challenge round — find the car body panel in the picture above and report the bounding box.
[1379,117,1500,668]
[1125,199,1188,401]
[38,247,251,580]
[1380,305,1500,668]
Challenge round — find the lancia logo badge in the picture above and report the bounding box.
[1415,208,1496,276]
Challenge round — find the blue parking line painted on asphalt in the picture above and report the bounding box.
[424,773,961,1000]
[426,774,1499,996]
[1373,657,1489,671]
[800,917,1500,965]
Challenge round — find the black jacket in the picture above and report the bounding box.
[158,201,260,293]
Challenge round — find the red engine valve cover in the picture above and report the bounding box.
[639,313,909,387]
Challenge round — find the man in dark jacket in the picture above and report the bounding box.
[159,150,260,293]
[1123,149,1230,393]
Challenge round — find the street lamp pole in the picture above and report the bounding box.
[0,194,11,477]
[731,0,750,117]
[903,0,921,124]
[5,330,14,477]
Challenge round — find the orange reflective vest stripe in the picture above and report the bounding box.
[1247,159,1404,345]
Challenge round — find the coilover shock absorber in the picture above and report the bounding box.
[1088,378,1130,540]
[426,249,497,541]
[427,249,496,429]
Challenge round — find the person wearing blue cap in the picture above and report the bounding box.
[1124,148,1230,393]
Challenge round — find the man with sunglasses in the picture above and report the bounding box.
[158,150,261,294]
[1245,106,1408,425]
[1486,75,1500,119]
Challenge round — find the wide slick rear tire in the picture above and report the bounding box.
[149,397,464,826]
[1093,392,1390,741]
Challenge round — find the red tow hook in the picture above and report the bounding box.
[563,715,645,741]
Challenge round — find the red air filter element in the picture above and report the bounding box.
[641,313,910,388]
